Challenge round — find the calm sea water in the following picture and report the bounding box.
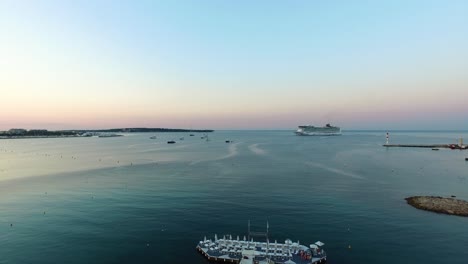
[1,131,467,264]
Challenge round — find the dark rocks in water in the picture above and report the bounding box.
[451,195,456,198]
[405,196,468,217]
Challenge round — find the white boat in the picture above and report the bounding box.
[295,124,341,136]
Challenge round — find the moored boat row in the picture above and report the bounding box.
[197,234,326,264]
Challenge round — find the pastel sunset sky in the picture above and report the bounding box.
[1,0,467,130]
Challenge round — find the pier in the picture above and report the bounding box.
[383,144,449,148]
[383,143,468,150]
[383,133,467,150]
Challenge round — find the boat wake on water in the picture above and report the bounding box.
[306,162,364,180]
[190,142,241,165]
[248,143,267,155]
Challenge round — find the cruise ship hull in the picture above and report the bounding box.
[295,124,341,136]
[295,131,342,136]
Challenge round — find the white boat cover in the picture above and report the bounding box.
[315,241,325,246]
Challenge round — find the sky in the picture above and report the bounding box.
[0,0,467,130]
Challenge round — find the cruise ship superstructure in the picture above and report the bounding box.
[295,124,341,136]
[196,223,327,264]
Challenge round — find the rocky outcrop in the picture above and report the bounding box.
[405,196,468,217]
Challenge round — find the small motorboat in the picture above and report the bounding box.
[225,140,232,143]
[465,157,468,161]
[150,136,157,139]
[189,134,194,136]
[432,148,439,151]
[167,141,176,144]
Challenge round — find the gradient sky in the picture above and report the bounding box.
[1,0,467,130]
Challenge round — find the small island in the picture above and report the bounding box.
[405,196,468,217]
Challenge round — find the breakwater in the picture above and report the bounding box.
[405,196,468,217]
[384,144,467,150]
[383,144,449,148]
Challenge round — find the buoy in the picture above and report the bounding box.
[10,223,13,227]
[348,245,352,249]
[146,243,149,247]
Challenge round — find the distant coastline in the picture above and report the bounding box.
[71,128,214,133]
[0,127,214,139]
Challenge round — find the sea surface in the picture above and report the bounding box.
[1,131,467,264]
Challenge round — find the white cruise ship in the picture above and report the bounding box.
[295,124,341,136]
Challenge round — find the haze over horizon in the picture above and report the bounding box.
[1,1,467,130]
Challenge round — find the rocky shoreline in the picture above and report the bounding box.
[405,196,468,217]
